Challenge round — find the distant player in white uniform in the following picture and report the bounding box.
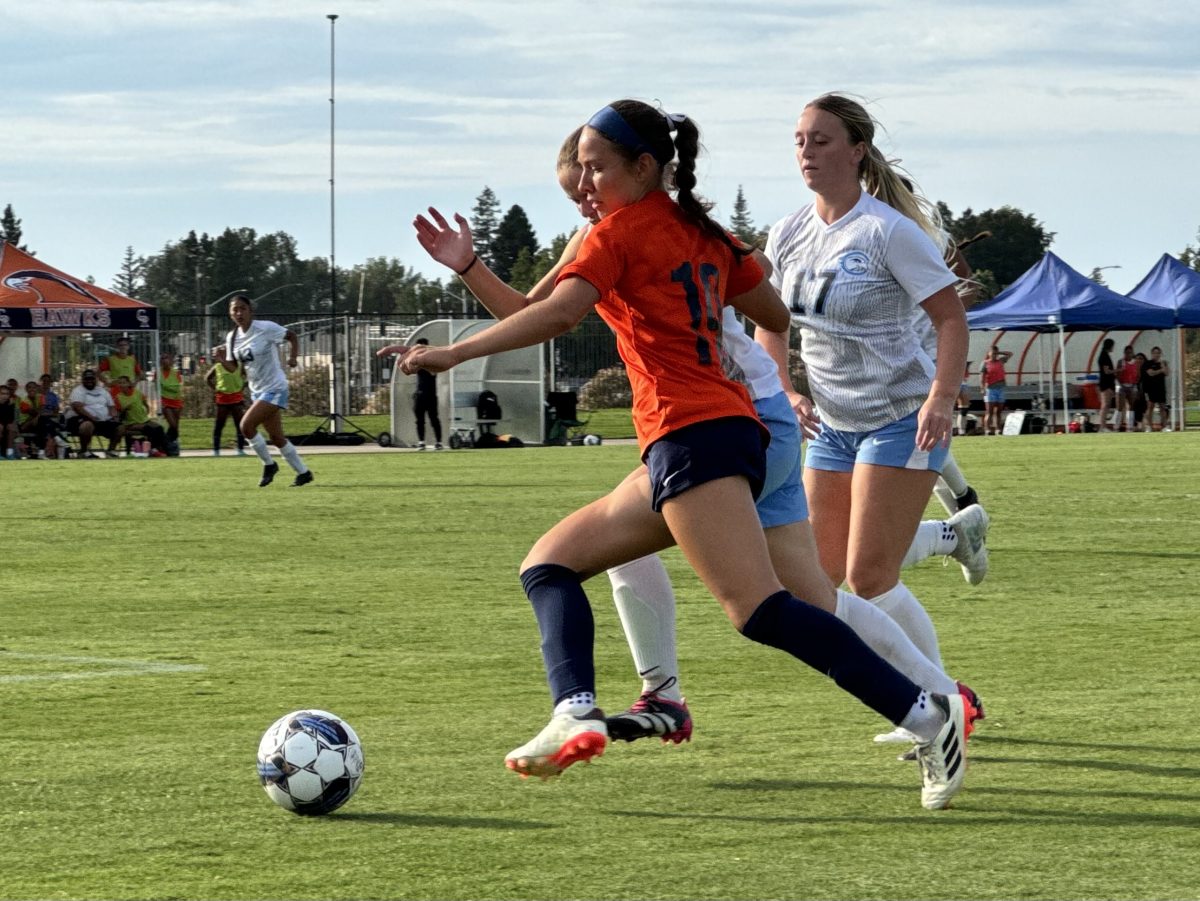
[900,223,992,584]
[756,92,987,746]
[219,293,313,488]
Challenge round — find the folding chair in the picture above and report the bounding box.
[544,391,590,446]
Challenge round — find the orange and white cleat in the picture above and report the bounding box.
[505,709,608,781]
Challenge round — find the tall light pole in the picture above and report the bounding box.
[327,12,341,430]
[1090,264,1122,285]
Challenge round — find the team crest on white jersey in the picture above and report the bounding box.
[839,251,869,276]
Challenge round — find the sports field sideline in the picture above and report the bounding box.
[2,431,1198,900]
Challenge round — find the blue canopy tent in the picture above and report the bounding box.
[967,252,1176,428]
[1127,253,1200,326]
[1127,254,1200,427]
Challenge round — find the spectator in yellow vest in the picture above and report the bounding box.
[98,336,143,394]
[206,357,248,456]
[114,375,168,457]
[157,351,183,455]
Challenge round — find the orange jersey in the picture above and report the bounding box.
[559,191,764,449]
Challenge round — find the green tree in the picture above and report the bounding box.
[1,203,30,252]
[507,232,573,296]
[470,186,502,267]
[939,204,1055,290]
[1180,226,1200,272]
[729,185,761,248]
[112,246,144,297]
[491,204,539,283]
[349,257,431,315]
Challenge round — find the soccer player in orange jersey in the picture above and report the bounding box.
[396,100,967,809]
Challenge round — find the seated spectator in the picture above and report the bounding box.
[17,381,42,457]
[98,336,143,393]
[36,373,69,458]
[114,375,168,457]
[66,369,120,458]
[0,383,18,459]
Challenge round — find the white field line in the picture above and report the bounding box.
[0,651,206,683]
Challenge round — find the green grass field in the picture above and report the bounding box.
[3,433,1198,900]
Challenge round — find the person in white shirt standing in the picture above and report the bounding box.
[218,293,313,487]
[756,93,983,750]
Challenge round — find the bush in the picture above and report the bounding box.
[578,365,632,409]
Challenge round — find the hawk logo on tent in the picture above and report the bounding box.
[2,269,104,305]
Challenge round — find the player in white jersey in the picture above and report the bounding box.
[756,93,986,746]
[220,293,313,488]
[901,226,992,584]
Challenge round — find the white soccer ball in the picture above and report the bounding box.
[256,709,364,815]
[582,434,602,446]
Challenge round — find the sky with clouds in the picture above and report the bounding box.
[2,0,1197,298]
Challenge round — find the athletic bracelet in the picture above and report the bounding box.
[456,255,478,276]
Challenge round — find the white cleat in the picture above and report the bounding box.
[916,693,967,810]
[948,503,989,585]
[505,709,607,781]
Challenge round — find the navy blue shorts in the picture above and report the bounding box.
[644,416,767,513]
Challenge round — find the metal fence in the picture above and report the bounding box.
[143,312,622,418]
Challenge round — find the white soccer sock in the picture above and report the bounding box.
[901,521,956,568]
[553,691,597,716]
[607,554,683,701]
[867,582,943,670]
[834,590,957,694]
[898,690,948,742]
[932,479,959,516]
[248,432,272,465]
[279,441,309,475]
[940,455,969,498]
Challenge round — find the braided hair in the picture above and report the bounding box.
[589,99,749,260]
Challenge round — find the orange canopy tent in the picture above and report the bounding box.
[0,242,156,336]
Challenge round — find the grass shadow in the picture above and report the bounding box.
[333,812,553,829]
[613,804,1200,829]
[708,777,1200,806]
[973,734,1192,754]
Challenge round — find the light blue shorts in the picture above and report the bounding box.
[753,391,808,528]
[985,386,1005,404]
[804,409,949,474]
[251,387,289,410]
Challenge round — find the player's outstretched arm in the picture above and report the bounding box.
[414,207,531,320]
[400,277,599,375]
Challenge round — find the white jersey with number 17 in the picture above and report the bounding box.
[765,191,956,432]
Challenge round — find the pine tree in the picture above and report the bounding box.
[470,186,502,267]
[729,185,759,248]
[1,203,30,252]
[491,205,539,283]
[113,246,144,297]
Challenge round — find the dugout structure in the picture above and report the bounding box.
[387,319,545,447]
[0,243,160,397]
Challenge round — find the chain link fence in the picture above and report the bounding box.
[142,311,623,418]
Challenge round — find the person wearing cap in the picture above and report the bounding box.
[66,369,120,458]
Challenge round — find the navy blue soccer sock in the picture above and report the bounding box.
[740,590,920,724]
[519,563,596,707]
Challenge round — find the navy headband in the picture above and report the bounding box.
[587,105,673,165]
